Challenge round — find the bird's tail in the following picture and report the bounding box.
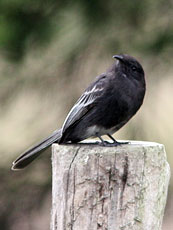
[11,129,62,170]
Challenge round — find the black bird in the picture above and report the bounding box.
[12,54,146,170]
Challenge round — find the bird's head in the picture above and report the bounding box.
[113,54,145,82]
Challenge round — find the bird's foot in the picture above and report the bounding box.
[114,140,130,145]
[97,134,130,147]
[99,140,130,147]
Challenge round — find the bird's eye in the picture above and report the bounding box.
[131,66,137,71]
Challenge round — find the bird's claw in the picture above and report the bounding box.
[99,141,130,147]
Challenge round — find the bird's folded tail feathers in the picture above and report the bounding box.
[11,129,62,170]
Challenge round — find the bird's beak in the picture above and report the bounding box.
[112,55,124,61]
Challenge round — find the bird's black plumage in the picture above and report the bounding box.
[12,54,146,170]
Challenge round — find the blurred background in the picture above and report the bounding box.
[0,0,172,229]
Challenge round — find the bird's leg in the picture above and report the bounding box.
[97,134,129,147]
[107,134,129,146]
[97,135,110,146]
[107,134,117,142]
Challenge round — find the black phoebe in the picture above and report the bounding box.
[12,54,146,170]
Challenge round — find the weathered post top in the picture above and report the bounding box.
[51,141,170,230]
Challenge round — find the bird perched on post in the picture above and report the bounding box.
[12,54,146,170]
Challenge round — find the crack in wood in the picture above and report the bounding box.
[71,165,76,230]
[122,155,129,192]
[120,154,129,213]
[54,211,58,230]
[69,146,81,172]
[65,146,81,230]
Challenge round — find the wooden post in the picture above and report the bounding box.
[51,141,170,230]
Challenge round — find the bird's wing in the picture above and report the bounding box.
[61,74,106,134]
